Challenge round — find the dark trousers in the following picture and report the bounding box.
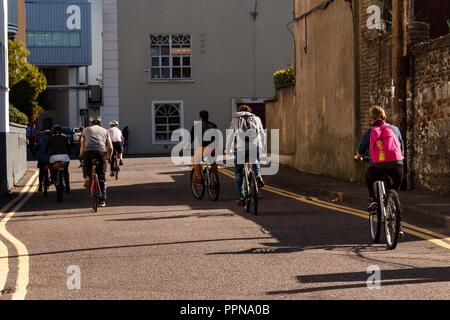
[38,163,48,188]
[366,164,404,199]
[83,151,108,198]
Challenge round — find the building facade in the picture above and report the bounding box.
[103,0,294,154]
[25,0,102,130]
[266,0,450,194]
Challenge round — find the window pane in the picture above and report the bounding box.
[62,33,70,46]
[52,32,62,46]
[150,46,160,56]
[161,68,170,79]
[156,125,167,132]
[168,116,180,124]
[172,67,181,78]
[156,133,168,141]
[182,57,191,66]
[161,57,170,66]
[155,117,167,124]
[27,33,35,47]
[182,68,191,79]
[69,32,80,46]
[35,32,44,46]
[169,125,180,132]
[173,57,181,66]
[151,68,160,79]
[151,57,160,67]
[161,45,170,55]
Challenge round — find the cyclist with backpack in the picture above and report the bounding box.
[355,106,405,213]
[226,105,266,206]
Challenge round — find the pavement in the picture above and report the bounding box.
[0,157,449,300]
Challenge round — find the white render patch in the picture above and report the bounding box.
[102,0,119,125]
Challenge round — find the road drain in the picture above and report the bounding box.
[251,247,298,254]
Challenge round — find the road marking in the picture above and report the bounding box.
[0,240,8,294]
[220,169,450,250]
[0,170,38,300]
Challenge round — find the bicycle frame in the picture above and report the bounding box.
[375,180,387,222]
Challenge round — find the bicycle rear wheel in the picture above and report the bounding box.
[43,170,49,198]
[190,169,205,200]
[56,171,64,202]
[249,172,259,216]
[207,169,220,201]
[385,190,402,250]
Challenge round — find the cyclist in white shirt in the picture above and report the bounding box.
[108,121,124,176]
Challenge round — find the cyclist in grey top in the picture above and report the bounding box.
[80,115,113,207]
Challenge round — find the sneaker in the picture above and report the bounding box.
[119,160,123,166]
[256,176,265,188]
[84,178,91,189]
[99,201,106,207]
[110,172,115,177]
[237,197,246,206]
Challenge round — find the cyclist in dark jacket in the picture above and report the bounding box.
[35,130,52,192]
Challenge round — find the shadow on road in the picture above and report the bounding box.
[266,266,450,295]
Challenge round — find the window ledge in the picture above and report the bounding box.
[148,79,194,84]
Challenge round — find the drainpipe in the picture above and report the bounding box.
[250,0,259,100]
[392,0,409,188]
[0,0,9,194]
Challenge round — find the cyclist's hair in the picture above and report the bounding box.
[238,105,252,113]
[370,106,387,121]
[199,110,209,121]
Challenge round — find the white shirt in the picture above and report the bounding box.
[226,112,266,152]
[108,127,123,143]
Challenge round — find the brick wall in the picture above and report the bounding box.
[412,35,450,194]
[358,0,394,135]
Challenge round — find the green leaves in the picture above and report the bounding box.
[274,68,295,90]
[9,105,29,126]
[8,40,47,122]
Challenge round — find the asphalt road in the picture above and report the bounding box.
[0,157,449,300]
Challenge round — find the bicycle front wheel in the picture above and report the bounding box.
[248,172,259,216]
[369,203,382,243]
[207,169,220,201]
[385,190,402,250]
[190,169,205,200]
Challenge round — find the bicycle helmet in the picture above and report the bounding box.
[44,129,53,136]
[53,125,63,135]
[109,120,119,127]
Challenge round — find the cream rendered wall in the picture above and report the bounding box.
[115,0,293,154]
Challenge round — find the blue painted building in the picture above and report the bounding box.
[25,0,98,129]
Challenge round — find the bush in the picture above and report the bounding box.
[9,105,29,126]
[274,68,295,90]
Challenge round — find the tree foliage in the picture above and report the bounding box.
[8,40,47,123]
[9,105,29,126]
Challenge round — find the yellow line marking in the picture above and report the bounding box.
[220,168,450,250]
[0,170,38,300]
[0,240,8,293]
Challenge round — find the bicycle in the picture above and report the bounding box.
[242,162,259,216]
[90,159,102,212]
[53,161,66,202]
[190,161,220,201]
[356,156,403,250]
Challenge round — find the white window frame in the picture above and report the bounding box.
[151,100,184,145]
[148,34,193,82]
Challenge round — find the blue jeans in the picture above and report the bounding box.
[234,155,261,198]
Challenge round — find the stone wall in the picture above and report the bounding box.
[412,35,450,194]
[265,85,296,166]
[0,123,27,194]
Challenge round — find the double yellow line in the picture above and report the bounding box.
[0,170,39,300]
[220,169,450,250]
